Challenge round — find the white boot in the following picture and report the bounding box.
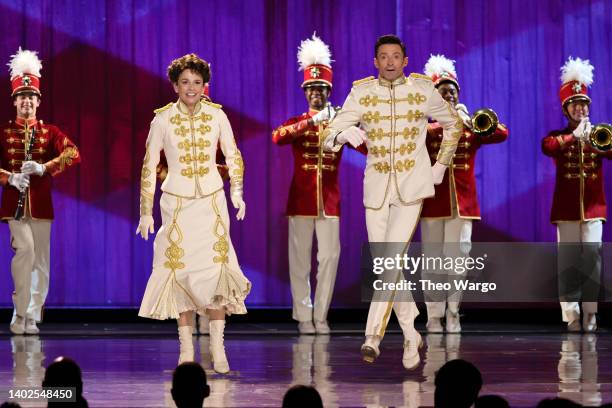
[178,326,195,364]
[209,320,230,374]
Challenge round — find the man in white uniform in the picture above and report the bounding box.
[323,35,462,369]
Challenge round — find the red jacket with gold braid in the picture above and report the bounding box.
[0,118,80,220]
[421,121,508,219]
[542,128,612,223]
[273,110,365,217]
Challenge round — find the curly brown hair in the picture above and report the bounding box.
[167,53,210,84]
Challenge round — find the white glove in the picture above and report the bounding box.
[230,186,246,221]
[21,161,45,176]
[311,105,336,125]
[8,173,30,192]
[572,117,592,140]
[336,126,367,148]
[431,162,448,185]
[455,104,472,129]
[135,215,155,240]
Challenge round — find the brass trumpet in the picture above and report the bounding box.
[589,123,612,151]
[471,108,499,137]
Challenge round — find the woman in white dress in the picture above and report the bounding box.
[136,53,251,373]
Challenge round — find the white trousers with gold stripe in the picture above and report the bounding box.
[557,220,601,322]
[364,175,421,339]
[288,216,340,322]
[8,218,51,322]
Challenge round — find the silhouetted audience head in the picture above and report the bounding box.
[475,395,511,408]
[434,359,483,408]
[282,385,323,408]
[536,398,582,408]
[171,362,210,408]
[42,356,87,408]
[1,402,22,408]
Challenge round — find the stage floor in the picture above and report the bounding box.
[0,323,610,407]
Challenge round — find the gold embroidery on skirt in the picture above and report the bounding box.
[164,198,186,271]
[211,193,230,264]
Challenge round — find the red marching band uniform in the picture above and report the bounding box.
[542,128,612,223]
[422,122,508,219]
[0,119,79,219]
[419,54,508,334]
[272,110,348,217]
[272,34,365,334]
[0,48,80,335]
[542,57,609,332]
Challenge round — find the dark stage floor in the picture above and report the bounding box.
[0,322,610,407]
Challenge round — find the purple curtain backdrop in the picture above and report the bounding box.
[0,0,611,308]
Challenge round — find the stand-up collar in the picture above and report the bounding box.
[177,99,202,116]
[15,117,38,127]
[378,75,407,88]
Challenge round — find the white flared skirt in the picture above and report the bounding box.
[139,191,251,320]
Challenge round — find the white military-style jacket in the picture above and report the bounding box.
[139,100,244,215]
[323,73,462,210]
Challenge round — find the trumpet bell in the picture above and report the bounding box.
[471,108,499,137]
[589,123,612,151]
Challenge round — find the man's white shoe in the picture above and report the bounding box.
[360,335,381,363]
[445,311,461,333]
[426,318,443,333]
[25,318,39,335]
[403,332,423,370]
[10,315,25,335]
[314,320,330,334]
[567,319,581,332]
[583,313,597,333]
[298,321,316,334]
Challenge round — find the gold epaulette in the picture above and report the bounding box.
[202,99,222,109]
[352,76,376,87]
[409,73,433,81]
[153,102,173,114]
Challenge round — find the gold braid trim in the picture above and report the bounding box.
[211,193,230,264]
[140,148,154,215]
[436,103,464,165]
[164,197,185,271]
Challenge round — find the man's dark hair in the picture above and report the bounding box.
[434,359,483,408]
[171,362,210,408]
[375,34,406,58]
[282,385,323,408]
[42,356,88,408]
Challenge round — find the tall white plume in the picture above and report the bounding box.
[297,33,332,70]
[560,56,594,86]
[424,54,457,79]
[8,47,42,79]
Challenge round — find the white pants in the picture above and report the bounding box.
[557,221,601,322]
[364,177,421,339]
[8,218,52,322]
[288,216,340,322]
[420,217,472,318]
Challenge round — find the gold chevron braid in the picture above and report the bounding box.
[154,102,173,114]
[352,76,375,87]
